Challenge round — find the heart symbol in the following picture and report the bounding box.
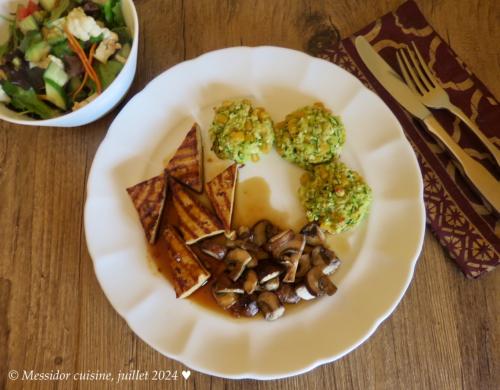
[182,370,191,380]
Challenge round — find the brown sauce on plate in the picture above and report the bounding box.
[233,177,289,228]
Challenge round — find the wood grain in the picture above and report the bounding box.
[1,1,499,389]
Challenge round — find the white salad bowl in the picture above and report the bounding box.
[0,0,138,127]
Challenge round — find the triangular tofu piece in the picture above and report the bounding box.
[170,178,224,244]
[126,172,168,244]
[165,123,203,193]
[163,225,211,298]
[205,163,238,233]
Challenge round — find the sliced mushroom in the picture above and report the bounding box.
[322,259,341,275]
[225,230,237,240]
[295,253,312,279]
[252,248,270,261]
[303,245,313,255]
[212,287,238,310]
[282,234,306,256]
[264,276,280,291]
[226,239,261,252]
[265,232,306,283]
[255,260,284,284]
[267,231,306,265]
[305,265,338,297]
[276,283,301,304]
[265,229,294,257]
[229,294,259,317]
[266,223,281,240]
[318,274,337,296]
[311,246,341,275]
[237,225,253,240]
[279,234,306,283]
[251,219,276,247]
[199,240,227,260]
[278,253,297,283]
[295,283,316,300]
[243,270,258,294]
[257,292,285,321]
[247,255,258,268]
[213,274,245,294]
[251,220,268,247]
[225,248,253,281]
[300,222,326,246]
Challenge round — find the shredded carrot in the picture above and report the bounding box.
[72,43,97,99]
[73,73,89,100]
[64,26,102,94]
[65,28,94,79]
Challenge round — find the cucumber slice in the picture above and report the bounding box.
[45,79,67,110]
[67,76,82,96]
[112,26,131,43]
[44,61,69,87]
[25,40,51,63]
[95,60,123,89]
[18,15,38,34]
[40,0,57,11]
[114,43,130,64]
[117,43,131,59]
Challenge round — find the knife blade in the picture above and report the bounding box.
[355,36,431,120]
[354,36,500,212]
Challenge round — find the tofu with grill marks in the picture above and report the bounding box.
[165,123,203,193]
[170,178,224,244]
[163,226,211,298]
[126,172,168,244]
[205,163,238,234]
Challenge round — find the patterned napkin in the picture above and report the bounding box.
[313,0,499,278]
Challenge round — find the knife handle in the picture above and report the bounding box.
[423,115,500,213]
[448,104,500,166]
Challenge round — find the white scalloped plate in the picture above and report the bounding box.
[84,46,425,379]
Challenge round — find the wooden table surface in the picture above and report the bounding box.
[1,0,499,389]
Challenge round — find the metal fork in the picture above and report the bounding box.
[396,42,500,166]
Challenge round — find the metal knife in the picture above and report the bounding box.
[354,36,500,213]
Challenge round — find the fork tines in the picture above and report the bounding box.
[396,42,437,96]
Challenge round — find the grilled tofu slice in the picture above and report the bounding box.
[163,226,211,298]
[126,172,168,244]
[170,178,224,244]
[205,163,238,233]
[165,123,204,193]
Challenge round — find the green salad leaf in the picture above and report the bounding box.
[1,81,59,119]
[111,1,125,26]
[103,0,125,28]
[0,41,9,58]
[89,33,104,44]
[51,40,71,57]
